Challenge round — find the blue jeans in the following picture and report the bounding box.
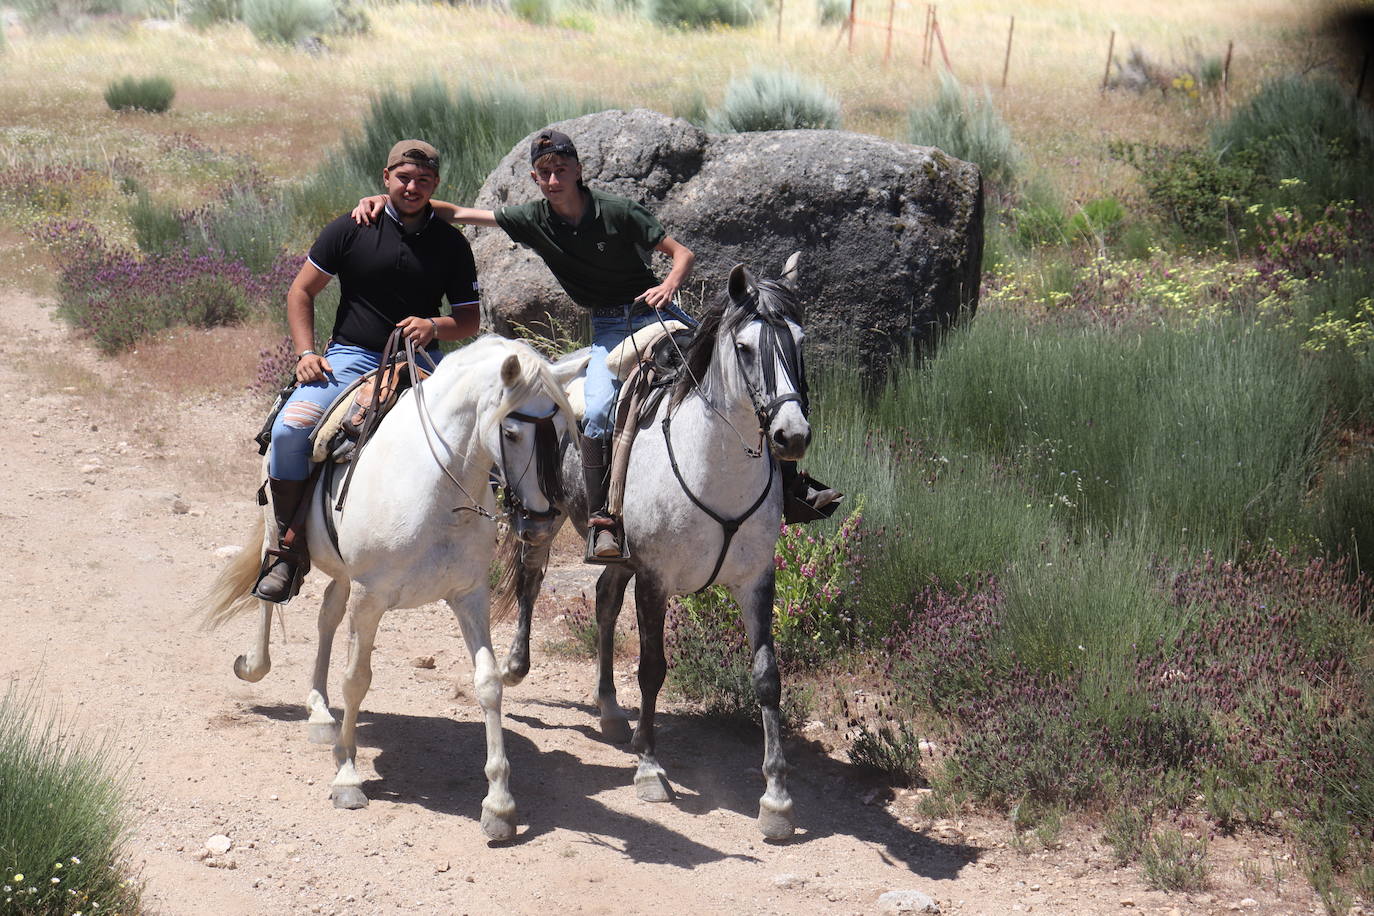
[267,341,441,480]
[584,303,696,440]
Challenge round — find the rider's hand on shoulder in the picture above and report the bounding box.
[351,195,387,226]
[296,352,331,384]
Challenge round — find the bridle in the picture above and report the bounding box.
[663,286,809,592]
[497,406,565,523]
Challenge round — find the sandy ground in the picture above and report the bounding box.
[0,291,1329,916]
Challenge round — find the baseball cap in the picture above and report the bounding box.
[386,140,441,173]
[529,129,578,165]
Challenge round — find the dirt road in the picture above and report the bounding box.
[0,292,1322,915]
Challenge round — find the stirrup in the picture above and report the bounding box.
[584,521,631,565]
[251,550,308,604]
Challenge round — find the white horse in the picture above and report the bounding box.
[499,256,812,840]
[204,335,581,840]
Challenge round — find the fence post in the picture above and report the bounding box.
[1001,15,1014,89]
[1357,49,1369,102]
[848,0,857,52]
[1101,30,1115,93]
[776,0,783,42]
[883,0,895,66]
[922,4,933,68]
[1222,39,1233,101]
[932,13,951,70]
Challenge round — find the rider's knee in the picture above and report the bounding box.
[281,400,325,430]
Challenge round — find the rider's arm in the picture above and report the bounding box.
[351,196,497,227]
[635,236,695,310]
[287,262,334,383]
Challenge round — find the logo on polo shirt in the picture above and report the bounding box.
[597,242,606,252]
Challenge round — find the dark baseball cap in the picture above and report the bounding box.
[529,129,578,165]
[386,139,441,173]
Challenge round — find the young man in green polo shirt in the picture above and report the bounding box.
[355,128,695,560]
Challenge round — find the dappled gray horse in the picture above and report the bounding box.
[500,255,812,840]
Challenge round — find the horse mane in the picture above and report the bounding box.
[668,275,802,412]
[427,334,573,432]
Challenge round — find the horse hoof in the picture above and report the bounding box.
[331,785,369,809]
[232,654,269,683]
[307,722,337,745]
[481,809,518,842]
[499,664,528,687]
[758,798,795,841]
[600,715,633,744]
[635,769,672,803]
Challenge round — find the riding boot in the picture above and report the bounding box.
[252,477,311,603]
[780,460,841,523]
[580,433,623,560]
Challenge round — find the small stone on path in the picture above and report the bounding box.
[877,889,939,913]
[206,834,232,855]
[410,656,436,669]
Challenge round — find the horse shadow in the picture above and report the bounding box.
[249,700,978,877]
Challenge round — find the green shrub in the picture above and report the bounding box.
[848,721,925,786]
[185,0,241,27]
[1212,75,1374,211]
[512,0,556,24]
[1067,197,1127,243]
[297,81,600,233]
[189,184,296,273]
[646,0,759,29]
[1142,829,1210,891]
[129,190,185,255]
[908,71,1019,191]
[1108,140,1261,243]
[0,683,143,914]
[815,0,845,26]
[706,67,841,132]
[1309,453,1374,576]
[14,0,125,26]
[104,75,175,113]
[241,0,334,44]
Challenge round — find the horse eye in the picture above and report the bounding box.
[503,427,519,441]
[735,342,752,354]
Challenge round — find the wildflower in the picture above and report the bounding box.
[13,875,22,883]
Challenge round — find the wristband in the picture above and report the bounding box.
[297,349,317,360]
[428,317,440,334]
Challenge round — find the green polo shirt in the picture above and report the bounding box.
[494,187,666,310]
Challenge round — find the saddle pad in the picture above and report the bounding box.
[605,321,687,381]
[310,375,371,464]
[564,376,586,424]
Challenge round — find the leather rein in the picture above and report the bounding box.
[662,306,808,593]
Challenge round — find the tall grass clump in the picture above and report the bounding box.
[706,68,841,133]
[1212,75,1374,212]
[511,0,556,24]
[185,0,240,27]
[241,0,334,44]
[0,684,143,914]
[908,71,1019,193]
[104,75,175,113]
[295,80,601,232]
[645,0,758,29]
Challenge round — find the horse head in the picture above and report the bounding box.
[723,252,812,462]
[490,344,583,547]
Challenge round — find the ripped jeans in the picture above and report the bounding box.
[267,341,440,481]
[583,303,696,440]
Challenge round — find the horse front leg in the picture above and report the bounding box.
[501,541,551,687]
[330,591,383,811]
[594,565,634,744]
[630,574,671,802]
[232,599,274,682]
[306,577,349,744]
[736,572,795,840]
[449,586,517,841]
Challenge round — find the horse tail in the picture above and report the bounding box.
[489,525,522,626]
[201,514,266,630]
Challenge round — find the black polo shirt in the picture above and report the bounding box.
[308,206,479,352]
[494,187,665,310]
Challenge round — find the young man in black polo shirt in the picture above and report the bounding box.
[254,139,481,603]
[355,128,695,560]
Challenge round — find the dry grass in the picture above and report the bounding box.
[113,320,277,398]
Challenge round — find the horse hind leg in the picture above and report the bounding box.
[449,588,517,842]
[630,574,672,803]
[232,599,274,682]
[595,565,635,744]
[306,578,349,744]
[330,592,384,811]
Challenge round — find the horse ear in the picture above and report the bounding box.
[780,251,801,286]
[550,350,591,387]
[500,353,521,387]
[728,263,755,302]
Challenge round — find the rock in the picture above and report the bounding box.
[1119,898,1134,907]
[1239,900,1259,909]
[877,889,940,913]
[79,463,101,474]
[205,834,232,855]
[472,110,983,376]
[409,656,436,669]
[772,873,805,889]
[171,500,190,515]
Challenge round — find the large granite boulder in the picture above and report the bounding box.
[470,108,983,369]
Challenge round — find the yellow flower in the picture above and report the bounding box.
[12,875,22,883]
